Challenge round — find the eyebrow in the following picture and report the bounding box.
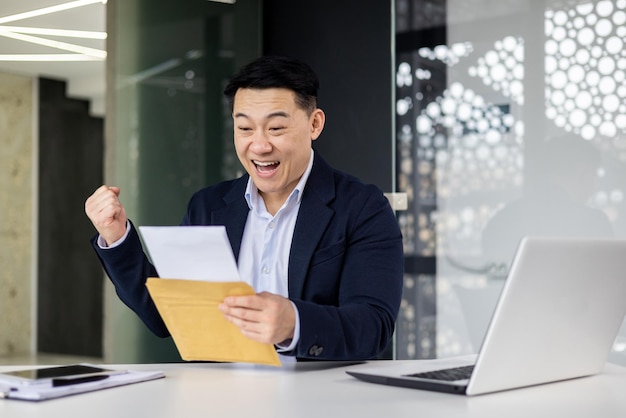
[233,111,290,119]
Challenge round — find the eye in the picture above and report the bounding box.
[269,126,285,132]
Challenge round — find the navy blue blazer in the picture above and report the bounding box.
[93,153,404,360]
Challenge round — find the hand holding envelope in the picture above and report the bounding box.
[140,226,281,367]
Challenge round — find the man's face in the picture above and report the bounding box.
[233,88,324,212]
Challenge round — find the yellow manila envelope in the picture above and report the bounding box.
[145,278,281,367]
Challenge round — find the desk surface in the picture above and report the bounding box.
[1,360,626,418]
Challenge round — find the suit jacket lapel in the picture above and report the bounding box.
[288,154,335,298]
[209,156,336,297]
[211,176,249,261]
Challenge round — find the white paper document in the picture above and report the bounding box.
[138,226,240,282]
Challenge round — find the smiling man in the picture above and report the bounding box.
[85,55,404,361]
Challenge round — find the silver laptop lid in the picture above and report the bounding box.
[467,237,626,395]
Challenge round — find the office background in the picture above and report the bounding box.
[1,0,626,366]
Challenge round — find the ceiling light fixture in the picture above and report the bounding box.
[0,30,106,59]
[0,54,102,61]
[0,0,105,25]
[0,0,107,62]
[0,26,106,40]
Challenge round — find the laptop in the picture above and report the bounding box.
[346,237,626,395]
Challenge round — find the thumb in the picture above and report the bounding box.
[108,186,121,196]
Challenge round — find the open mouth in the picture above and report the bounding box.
[254,160,280,173]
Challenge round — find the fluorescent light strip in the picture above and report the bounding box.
[0,30,106,59]
[0,0,105,25]
[0,26,106,39]
[0,54,101,61]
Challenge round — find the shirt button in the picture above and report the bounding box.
[262,266,270,274]
[268,221,275,229]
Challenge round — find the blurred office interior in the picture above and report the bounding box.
[1,0,625,366]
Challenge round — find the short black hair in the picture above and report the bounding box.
[223,55,319,114]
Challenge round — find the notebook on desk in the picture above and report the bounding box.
[347,237,626,395]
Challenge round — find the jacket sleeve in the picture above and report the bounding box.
[91,221,170,337]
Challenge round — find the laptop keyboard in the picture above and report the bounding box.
[404,365,475,381]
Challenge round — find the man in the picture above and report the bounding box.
[85,55,403,360]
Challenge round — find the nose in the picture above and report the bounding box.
[249,131,272,153]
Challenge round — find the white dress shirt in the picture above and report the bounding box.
[238,149,314,353]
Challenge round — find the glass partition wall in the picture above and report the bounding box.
[105,0,260,362]
[395,0,626,364]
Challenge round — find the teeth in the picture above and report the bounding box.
[254,161,277,167]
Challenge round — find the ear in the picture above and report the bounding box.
[310,109,325,141]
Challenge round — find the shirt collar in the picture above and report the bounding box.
[245,148,315,211]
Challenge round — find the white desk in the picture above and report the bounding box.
[1,361,626,418]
